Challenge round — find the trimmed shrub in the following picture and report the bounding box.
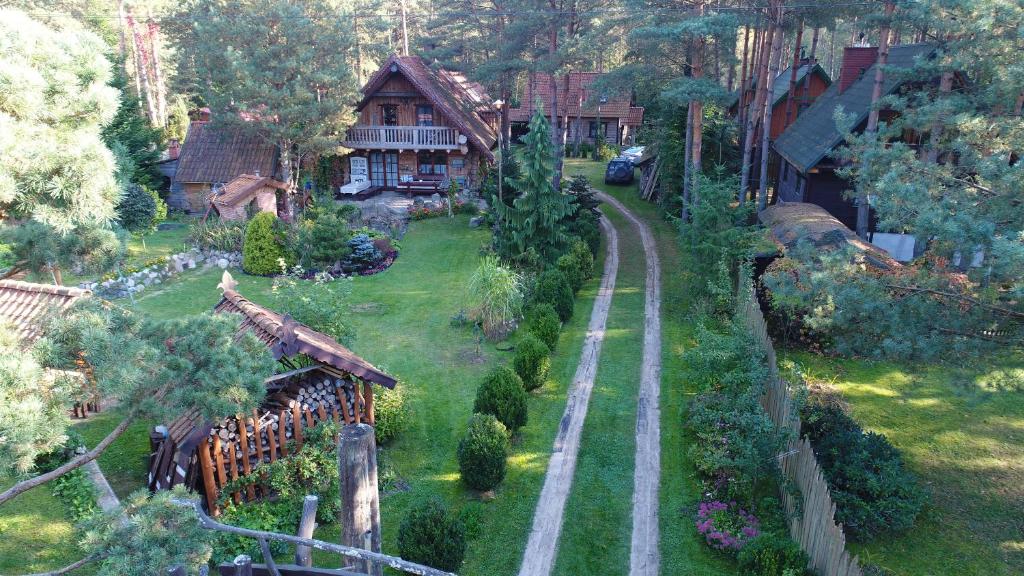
[242,212,292,275]
[557,239,595,293]
[526,303,560,351]
[397,497,466,572]
[800,400,925,542]
[373,386,408,445]
[533,269,574,322]
[513,333,550,391]
[296,208,353,270]
[457,413,509,491]
[116,183,157,232]
[736,533,808,576]
[474,366,528,432]
[345,233,382,269]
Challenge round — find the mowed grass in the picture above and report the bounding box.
[0,479,93,575]
[73,409,156,499]
[563,158,734,575]
[781,349,1024,576]
[129,215,603,574]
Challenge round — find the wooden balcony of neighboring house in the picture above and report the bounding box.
[342,125,468,152]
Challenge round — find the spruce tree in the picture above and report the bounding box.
[494,106,575,263]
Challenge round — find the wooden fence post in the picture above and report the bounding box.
[233,554,252,576]
[295,494,320,566]
[339,423,382,576]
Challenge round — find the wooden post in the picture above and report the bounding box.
[227,442,241,504]
[278,409,288,456]
[339,424,382,576]
[294,495,319,566]
[293,404,304,449]
[233,554,252,576]
[198,440,220,516]
[363,382,375,425]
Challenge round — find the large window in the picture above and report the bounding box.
[417,152,447,175]
[381,104,398,126]
[588,121,610,140]
[416,105,434,126]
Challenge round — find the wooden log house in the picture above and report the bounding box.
[148,272,397,515]
[339,54,499,194]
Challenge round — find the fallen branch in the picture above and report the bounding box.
[171,498,457,576]
[884,283,1024,320]
[0,412,137,506]
[23,554,101,576]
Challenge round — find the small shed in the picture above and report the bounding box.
[757,202,901,273]
[148,272,396,514]
[210,174,290,221]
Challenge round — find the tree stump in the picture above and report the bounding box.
[339,423,382,576]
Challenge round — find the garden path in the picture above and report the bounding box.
[598,192,663,576]
[517,213,620,576]
[84,460,120,512]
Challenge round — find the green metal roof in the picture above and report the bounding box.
[773,44,935,173]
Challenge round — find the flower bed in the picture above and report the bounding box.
[695,499,760,552]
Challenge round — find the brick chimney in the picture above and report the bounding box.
[839,46,879,93]
[167,138,180,159]
[190,107,212,122]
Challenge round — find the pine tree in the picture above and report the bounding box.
[494,106,575,263]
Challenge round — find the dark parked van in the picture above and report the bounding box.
[604,157,634,185]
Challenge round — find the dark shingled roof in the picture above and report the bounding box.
[731,62,832,110]
[357,55,498,160]
[0,280,90,343]
[213,272,396,388]
[773,44,935,173]
[759,202,901,271]
[174,121,279,184]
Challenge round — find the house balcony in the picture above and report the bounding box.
[342,125,466,151]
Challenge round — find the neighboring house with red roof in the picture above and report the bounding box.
[340,55,499,192]
[171,118,280,214]
[509,71,645,147]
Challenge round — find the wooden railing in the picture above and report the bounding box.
[737,289,863,576]
[343,125,462,150]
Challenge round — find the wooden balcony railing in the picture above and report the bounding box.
[342,125,463,150]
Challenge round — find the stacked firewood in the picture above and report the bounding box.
[206,373,362,469]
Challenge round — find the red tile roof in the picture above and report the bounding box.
[174,121,279,185]
[509,72,644,125]
[213,272,396,388]
[0,280,90,343]
[213,174,289,209]
[358,55,498,160]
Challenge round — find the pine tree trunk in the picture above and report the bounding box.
[857,1,895,238]
[148,19,167,126]
[690,22,705,204]
[354,14,363,84]
[783,21,804,128]
[682,104,694,219]
[574,91,583,157]
[128,12,158,126]
[926,70,954,163]
[549,22,562,190]
[800,27,820,112]
[757,7,785,211]
[739,19,774,202]
[737,25,750,117]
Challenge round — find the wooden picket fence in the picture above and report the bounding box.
[737,290,863,576]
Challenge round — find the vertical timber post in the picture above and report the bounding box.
[339,423,382,576]
[295,494,319,567]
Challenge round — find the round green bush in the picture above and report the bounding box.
[526,303,561,351]
[457,413,509,491]
[396,497,466,572]
[556,239,595,293]
[116,183,157,232]
[737,533,808,576]
[242,212,293,275]
[533,269,574,322]
[474,366,528,432]
[372,386,407,445]
[513,333,551,391]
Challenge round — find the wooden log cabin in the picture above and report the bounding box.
[731,58,832,141]
[339,55,499,194]
[148,271,397,515]
[771,44,940,231]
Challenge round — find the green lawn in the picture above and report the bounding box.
[781,350,1024,576]
[562,158,734,575]
[73,410,156,500]
[0,479,91,575]
[126,215,603,574]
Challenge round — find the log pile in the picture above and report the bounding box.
[206,372,365,471]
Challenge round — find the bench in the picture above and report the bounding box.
[395,174,450,195]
